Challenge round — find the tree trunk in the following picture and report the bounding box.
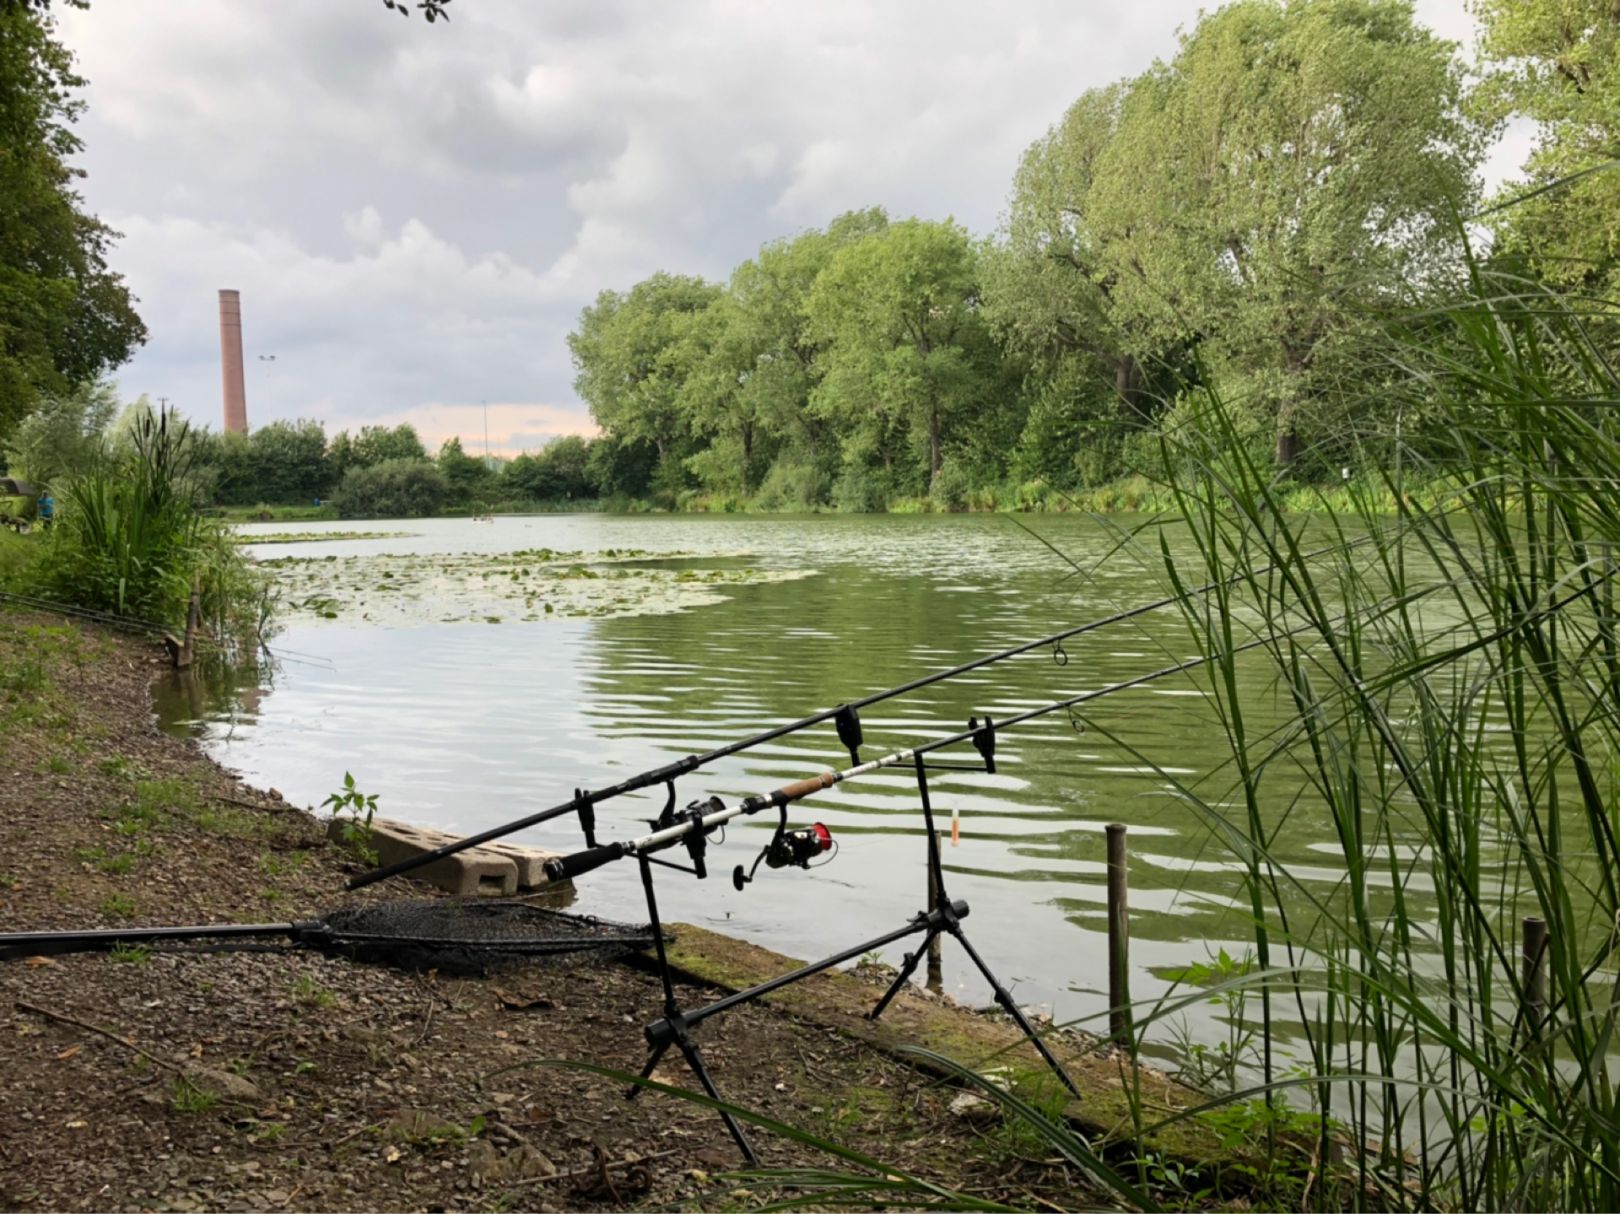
[1115,354,1141,419]
[740,422,754,489]
[929,409,942,482]
[1277,342,1311,467]
[1275,399,1299,466]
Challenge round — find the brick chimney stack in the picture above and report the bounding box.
[219,289,248,434]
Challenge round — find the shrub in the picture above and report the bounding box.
[333,458,447,519]
[928,458,971,512]
[754,459,831,511]
[832,466,889,512]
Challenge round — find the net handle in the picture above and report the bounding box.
[0,921,319,960]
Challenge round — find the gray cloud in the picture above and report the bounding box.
[57,0,1484,451]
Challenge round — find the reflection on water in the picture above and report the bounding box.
[163,514,1348,1049]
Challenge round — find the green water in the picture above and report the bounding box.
[158,512,1327,1050]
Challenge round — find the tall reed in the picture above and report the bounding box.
[36,406,272,655]
[1106,263,1620,1210]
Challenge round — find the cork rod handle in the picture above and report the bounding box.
[773,771,836,803]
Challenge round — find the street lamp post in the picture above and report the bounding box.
[257,354,276,421]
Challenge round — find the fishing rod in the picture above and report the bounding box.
[541,633,1292,1164]
[349,539,1362,891]
[541,638,1271,883]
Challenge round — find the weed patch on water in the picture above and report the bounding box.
[261,546,814,628]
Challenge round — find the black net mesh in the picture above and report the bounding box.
[308,899,661,973]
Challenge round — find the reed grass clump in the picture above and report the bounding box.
[32,406,271,655]
[1103,266,1620,1210]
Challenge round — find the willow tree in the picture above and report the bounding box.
[985,83,1181,484]
[985,85,1133,397]
[806,218,998,486]
[681,209,889,491]
[1088,0,1480,464]
[1475,0,1620,297]
[568,272,722,490]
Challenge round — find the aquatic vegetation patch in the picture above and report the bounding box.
[259,547,813,626]
[234,530,417,545]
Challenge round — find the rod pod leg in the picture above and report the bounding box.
[949,925,1080,1099]
[629,852,758,1163]
[670,1025,757,1164]
[868,926,942,1021]
[626,1041,669,1102]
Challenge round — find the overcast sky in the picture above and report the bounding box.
[57,0,1525,454]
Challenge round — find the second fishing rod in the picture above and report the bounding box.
[348,540,1360,891]
[540,638,1275,883]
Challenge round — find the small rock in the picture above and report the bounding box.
[948,1091,1000,1126]
[184,1064,262,1102]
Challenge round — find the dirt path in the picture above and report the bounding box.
[0,611,1105,1212]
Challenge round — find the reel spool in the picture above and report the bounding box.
[733,822,834,891]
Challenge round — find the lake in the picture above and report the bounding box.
[159,512,1327,1058]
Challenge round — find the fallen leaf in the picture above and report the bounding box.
[23,957,56,969]
[384,1146,403,1164]
[65,1120,87,1129]
[493,987,554,1012]
[56,1045,81,1061]
[189,1043,204,1058]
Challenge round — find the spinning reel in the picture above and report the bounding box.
[733,813,835,891]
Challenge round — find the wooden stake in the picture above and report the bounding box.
[1106,822,1132,1046]
[1522,915,1548,1038]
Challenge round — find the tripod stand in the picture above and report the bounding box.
[625,753,1080,1164]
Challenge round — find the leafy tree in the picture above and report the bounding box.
[436,435,491,504]
[352,423,427,466]
[538,434,591,499]
[502,435,592,502]
[190,428,252,505]
[1474,0,1620,296]
[249,419,330,503]
[806,218,1000,485]
[0,1,145,443]
[984,85,1178,483]
[1,375,116,484]
[326,428,358,486]
[1087,0,1480,463]
[382,0,452,20]
[333,457,447,519]
[569,273,722,495]
[683,210,889,494]
[583,433,656,500]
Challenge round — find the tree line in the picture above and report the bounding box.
[570,0,1618,510]
[2,0,1613,517]
[1,387,609,517]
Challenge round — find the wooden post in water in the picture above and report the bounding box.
[1522,915,1548,1038]
[925,831,943,992]
[164,577,202,670]
[1106,822,1132,1046]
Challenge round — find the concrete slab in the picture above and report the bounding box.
[327,817,518,897]
[481,840,559,890]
